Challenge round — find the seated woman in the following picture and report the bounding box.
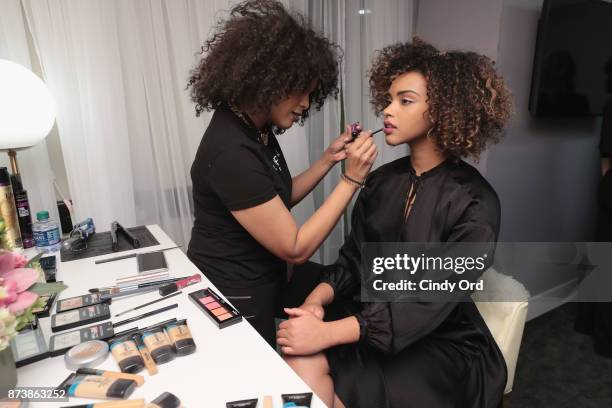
[276,38,513,408]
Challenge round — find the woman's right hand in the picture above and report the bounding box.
[297,302,325,320]
[344,131,378,182]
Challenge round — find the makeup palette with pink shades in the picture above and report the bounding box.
[188,288,243,329]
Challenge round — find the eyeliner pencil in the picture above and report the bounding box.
[113,303,178,327]
[114,291,182,317]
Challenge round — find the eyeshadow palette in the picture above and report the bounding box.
[56,292,108,313]
[188,288,242,329]
[10,322,49,367]
[51,303,111,332]
[49,322,115,356]
[31,292,58,317]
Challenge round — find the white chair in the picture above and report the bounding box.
[472,268,529,394]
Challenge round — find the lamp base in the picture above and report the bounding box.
[7,149,19,175]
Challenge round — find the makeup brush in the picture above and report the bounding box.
[114,291,182,317]
[113,303,178,327]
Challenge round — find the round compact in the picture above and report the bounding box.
[65,340,109,370]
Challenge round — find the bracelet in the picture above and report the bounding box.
[341,173,366,189]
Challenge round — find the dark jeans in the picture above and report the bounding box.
[574,176,612,357]
[216,261,324,348]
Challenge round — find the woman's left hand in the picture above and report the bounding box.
[277,308,332,355]
[324,125,353,164]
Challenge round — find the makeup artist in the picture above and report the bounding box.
[186,0,377,347]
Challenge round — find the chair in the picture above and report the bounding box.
[472,268,529,394]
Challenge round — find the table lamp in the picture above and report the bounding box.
[0,59,56,174]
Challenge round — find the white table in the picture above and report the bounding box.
[17,225,324,407]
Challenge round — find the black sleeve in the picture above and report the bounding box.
[320,184,368,298]
[354,190,500,355]
[209,147,278,211]
[600,102,612,158]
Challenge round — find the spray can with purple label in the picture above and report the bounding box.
[11,174,34,248]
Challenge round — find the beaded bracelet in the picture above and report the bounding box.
[341,173,366,189]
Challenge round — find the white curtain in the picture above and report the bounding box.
[305,0,346,264]
[20,0,245,248]
[344,0,415,170]
[0,0,59,228]
[306,0,415,262]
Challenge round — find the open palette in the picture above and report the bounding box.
[188,288,242,329]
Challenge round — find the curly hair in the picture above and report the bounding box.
[187,0,341,126]
[369,37,512,159]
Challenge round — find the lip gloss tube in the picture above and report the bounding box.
[158,273,201,296]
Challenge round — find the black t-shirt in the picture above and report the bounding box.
[187,105,292,288]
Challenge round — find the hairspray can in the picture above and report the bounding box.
[11,174,34,248]
[0,167,23,248]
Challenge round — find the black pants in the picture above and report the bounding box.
[574,176,612,357]
[216,261,324,348]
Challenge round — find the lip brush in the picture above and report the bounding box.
[113,303,178,327]
[114,291,182,317]
[350,122,384,139]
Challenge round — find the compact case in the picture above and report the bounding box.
[56,292,109,313]
[10,320,49,367]
[49,322,115,356]
[51,303,111,332]
[188,288,242,329]
[64,340,109,370]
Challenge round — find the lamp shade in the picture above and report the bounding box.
[0,59,56,149]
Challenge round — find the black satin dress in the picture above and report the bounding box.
[321,156,507,408]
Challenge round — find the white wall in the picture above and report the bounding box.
[416,0,503,61]
[488,0,600,243]
[415,0,504,173]
[416,0,600,242]
[415,0,602,319]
